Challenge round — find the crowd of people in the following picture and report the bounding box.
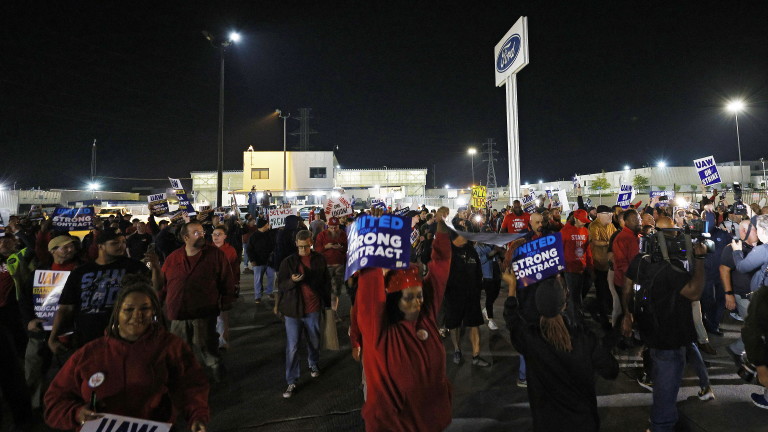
[1,189,767,431]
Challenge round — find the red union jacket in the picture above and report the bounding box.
[161,245,236,320]
[44,326,209,430]
[560,223,592,273]
[357,233,452,432]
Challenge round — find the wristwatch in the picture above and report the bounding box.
[725,291,735,296]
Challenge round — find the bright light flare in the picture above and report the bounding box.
[675,197,689,208]
[624,165,630,170]
[444,184,450,189]
[229,32,241,43]
[726,100,744,113]
[87,182,100,191]
[657,161,667,168]
[467,148,477,155]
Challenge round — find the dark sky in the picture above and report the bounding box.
[2,1,767,191]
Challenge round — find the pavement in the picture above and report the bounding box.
[4,269,768,432]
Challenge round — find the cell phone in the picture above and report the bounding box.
[659,195,668,201]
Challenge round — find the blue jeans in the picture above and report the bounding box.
[650,347,686,432]
[284,312,321,385]
[519,355,526,381]
[253,265,275,299]
[685,343,709,388]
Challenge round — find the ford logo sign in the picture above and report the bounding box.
[496,34,521,73]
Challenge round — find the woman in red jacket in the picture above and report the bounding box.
[44,275,210,431]
[356,209,452,432]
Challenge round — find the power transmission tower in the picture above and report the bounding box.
[289,108,318,150]
[483,138,499,190]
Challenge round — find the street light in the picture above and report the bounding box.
[623,165,630,171]
[468,147,477,185]
[760,157,766,190]
[276,109,290,204]
[203,30,240,207]
[726,100,745,184]
[656,161,666,168]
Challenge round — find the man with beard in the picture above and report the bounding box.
[313,217,348,319]
[151,221,236,380]
[500,200,531,234]
[49,230,150,351]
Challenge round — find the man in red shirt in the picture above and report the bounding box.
[561,209,593,321]
[612,210,641,299]
[501,200,531,234]
[275,230,331,398]
[313,217,347,319]
[153,221,236,381]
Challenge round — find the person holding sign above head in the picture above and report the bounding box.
[356,207,453,432]
[45,274,210,432]
[502,272,618,432]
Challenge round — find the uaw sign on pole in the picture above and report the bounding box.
[693,155,722,186]
[495,16,529,204]
[617,184,634,209]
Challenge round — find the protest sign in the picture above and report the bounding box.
[147,193,169,216]
[444,217,524,247]
[28,204,44,221]
[168,177,184,190]
[324,194,353,219]
[213,211,225,219]
[521,190,536,213]
[617,185,633,209]
[649,190,675,199]
[693,155,722,186]
[371,198,386,210]
[471,186,487,208]
[557,190,570,213]
[545,189,552,199]
[345,214,411,279]
[394,206,411,217]
[269,207,294,228]
[572,175,579,190]
[511,233,565,287]
[81,413,171,432]
[32,270,70,331]
[51,207,95,231]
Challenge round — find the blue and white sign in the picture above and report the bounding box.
[32,270,70,331]
[617,185,633,209]
[371,198,386,210]
[394,206,411,217]
[545,189,553,199]
[494,16,529,86]
[168,177,196,215]
[147,193,169,216]
[694,155,722,186]
[81,413,171,432]
[344,215,411,280]
[511,233,565,287]
[522,190,537,213]
[51,207,95,231]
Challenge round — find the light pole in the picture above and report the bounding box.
[726,100,745,185]
[203,30,240,207]
[468,147,477,186]
[760,157,766,190]
[276,109,290,204]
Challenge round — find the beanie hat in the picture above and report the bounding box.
[535,278,566,318]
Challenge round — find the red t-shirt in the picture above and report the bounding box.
[299,255,320,315]
[560,223,592,273]
[501,212,531,234]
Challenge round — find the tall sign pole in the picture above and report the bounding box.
[494,16,529,205]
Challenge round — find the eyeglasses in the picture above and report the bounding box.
[296,244,311,249]
[189,231,206,237]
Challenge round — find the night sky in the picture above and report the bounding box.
[2,1,767,191]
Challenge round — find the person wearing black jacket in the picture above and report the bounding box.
[503,272,618,432]
[274,230,331,398]
[247,219,277,303]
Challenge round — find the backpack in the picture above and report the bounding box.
[632,231,692,347]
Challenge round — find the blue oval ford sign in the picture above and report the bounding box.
[496,34,521,73]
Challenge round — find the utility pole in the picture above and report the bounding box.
[433,164,436,189]
[289,108,318,151]
[90,139,97,183]
[483,138,499,192]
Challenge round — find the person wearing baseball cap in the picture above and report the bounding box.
[19,234,83,411]
[587,205,617,330]
[314,216,348,320]
[502,273,618,431]
[560,208,593,322]
[354,207,453,431]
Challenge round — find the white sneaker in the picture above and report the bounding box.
[482,307,489,321]
[487,319,499,331]
[282,384,297,398]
